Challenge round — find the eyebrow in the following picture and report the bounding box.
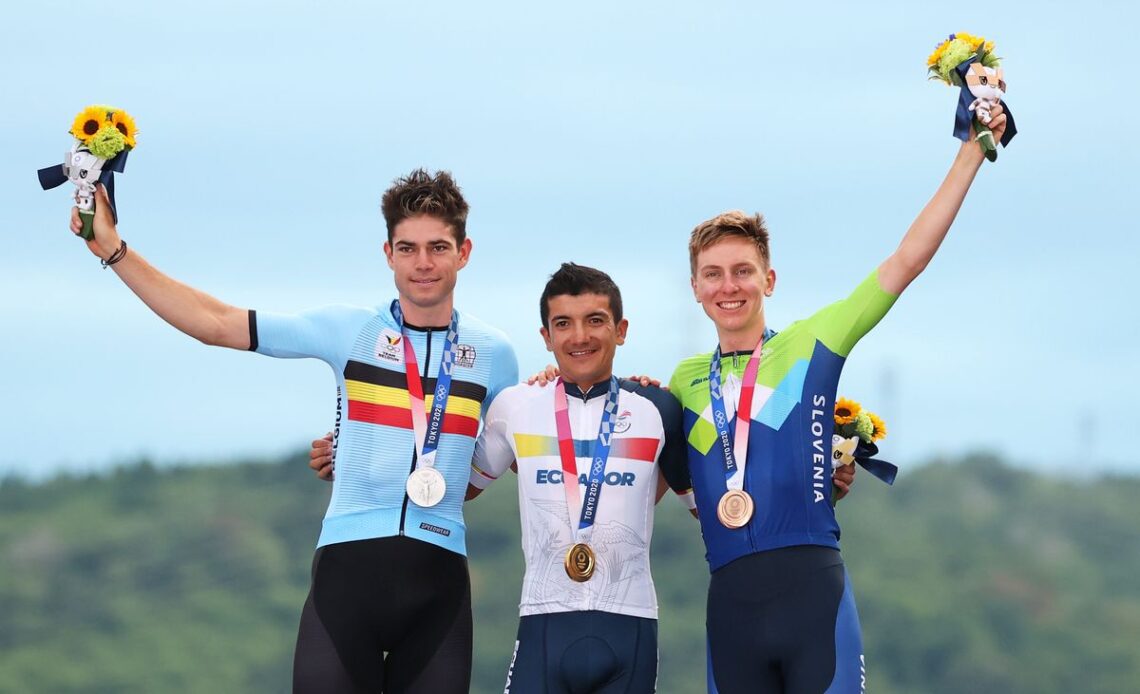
[550,311,612,322]
[394,238,455,248]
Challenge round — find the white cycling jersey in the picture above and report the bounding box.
[471,379,693,619]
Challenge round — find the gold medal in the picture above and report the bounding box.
[717,489,754,528]
[564,542,596,582]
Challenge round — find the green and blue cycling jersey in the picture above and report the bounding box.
[668,270,897,571]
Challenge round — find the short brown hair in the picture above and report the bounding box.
[688,210,770,275]
[381,169,469,244]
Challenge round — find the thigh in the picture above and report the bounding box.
[594,615,658,694]
[777,564,858,694]
[384,556,473,694]
[292,550,381,694]
[504,615,555,694]
[706,588,780,694]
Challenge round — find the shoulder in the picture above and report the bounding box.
[668,352,714,404]
[488,381,552,414]
[456,310,514,348]
[619,380,682,423]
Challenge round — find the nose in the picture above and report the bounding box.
[569,322,589,344]
[414,248,434,269]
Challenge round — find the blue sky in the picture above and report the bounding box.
[3,1,1137,479]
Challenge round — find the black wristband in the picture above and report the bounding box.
[101,240,128,269]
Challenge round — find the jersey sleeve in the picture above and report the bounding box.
[625,382,695,511]
[806,269,900,358]
[249,305,374,368]
[482,335,520,415]
[470,388,516,489]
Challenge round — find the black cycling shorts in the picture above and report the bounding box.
[504,610,658,694]
[706,546,864,694]
[292,536,472,693]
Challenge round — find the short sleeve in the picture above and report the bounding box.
[470,389,516,489]
[806,269,899,358]
[483,338,520,413]
[625,382,692,494]
[250,305,374,368]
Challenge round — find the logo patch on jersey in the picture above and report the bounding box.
[419,522,451,537]
[614,410,632,433]
[375,329,403,363]
[455,344,477,368]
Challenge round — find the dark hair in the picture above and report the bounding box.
[539,263,623,328]
[380,168,469,244]
[688,210,770,275]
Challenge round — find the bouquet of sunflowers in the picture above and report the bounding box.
[927,32,1016,162]
[38,105,139,240]
[832,397,896,503]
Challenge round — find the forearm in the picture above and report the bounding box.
[879,141,985,294]
[111,247,250,349]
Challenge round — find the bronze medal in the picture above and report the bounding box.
[717,489,754,528]
[564,542,596,582]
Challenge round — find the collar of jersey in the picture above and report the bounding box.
[401,320,451,332]
[720,327,779,359]
[562,379,615,401]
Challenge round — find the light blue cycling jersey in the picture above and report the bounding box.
[251,302,518,555]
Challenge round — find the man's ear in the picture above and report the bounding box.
[615,318,629,346]
[457,238,473,270]
[539,326,553,352]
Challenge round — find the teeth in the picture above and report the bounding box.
[718,300,744,309]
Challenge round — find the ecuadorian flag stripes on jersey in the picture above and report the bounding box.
[512,433,660,463]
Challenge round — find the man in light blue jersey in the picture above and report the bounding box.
[67,169,518,694]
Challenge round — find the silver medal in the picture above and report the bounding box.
[406,467,446,507]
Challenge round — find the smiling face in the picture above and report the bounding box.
[691,236,776,350]
[540,292,628,389]
[384,215,472,325]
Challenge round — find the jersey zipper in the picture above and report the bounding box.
[399,328,433,536]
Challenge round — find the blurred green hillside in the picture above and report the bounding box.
[2,454,1138,693]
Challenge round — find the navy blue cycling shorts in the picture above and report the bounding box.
[504,610,658,694]
[706,546,864,694]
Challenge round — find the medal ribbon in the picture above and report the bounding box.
[708,329,772,491]
[391,300,460,469]
[553,377,621,541]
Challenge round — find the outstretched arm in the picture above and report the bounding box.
[878,104,1008,295]
[69,185,251,349]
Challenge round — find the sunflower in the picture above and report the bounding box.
[868,412,888,442]
[70,105,109,143]
[110,109,138,148]
[834,397,861,426]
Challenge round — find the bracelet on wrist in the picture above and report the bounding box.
[101,240,128,269]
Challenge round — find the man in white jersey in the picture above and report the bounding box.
[467,263,695,693]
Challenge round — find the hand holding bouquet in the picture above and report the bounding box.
[831,397,897,503]
[38,105,138,240]
[928,33,1017,161]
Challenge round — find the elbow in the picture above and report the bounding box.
[195,311,241,349]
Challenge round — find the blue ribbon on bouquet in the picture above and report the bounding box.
[37,149,131,224]
[853,439,898,486]
[952,56,1017,147]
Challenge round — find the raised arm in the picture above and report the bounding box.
[69,185,251,349]
[877,104,1008,295]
